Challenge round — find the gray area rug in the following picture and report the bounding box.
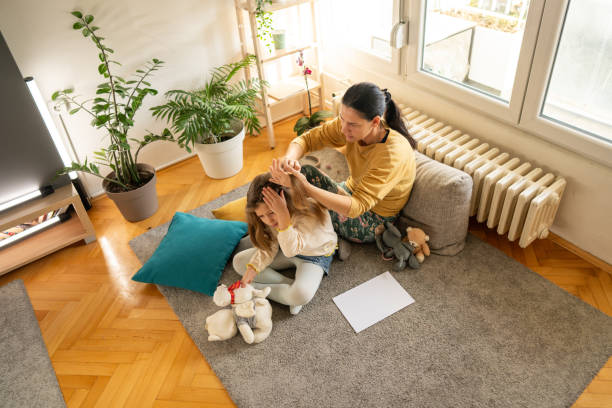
[129,185,612,408]
[0,280,66,408]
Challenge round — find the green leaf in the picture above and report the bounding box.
[93,97,106,103]
[310,110,334,124]
[294,116,310,131]
[69,107,81,114]
[98,53,104,62]
[51,91,60,100]
[73,22,83,29]
[82,28,90,37]
[63,88,74,94]
[84,15,94,24]
[98,63,107,74]
[94,115,110,126]
[71,11,83,18]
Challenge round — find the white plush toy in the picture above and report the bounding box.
[205,282,273,344]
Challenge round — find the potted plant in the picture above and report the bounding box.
[293,51,334,136]
[52,11,174,222]
[151,55,265,179]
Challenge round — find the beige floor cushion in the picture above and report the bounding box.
[397,152,472,256]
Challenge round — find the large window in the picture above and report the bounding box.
[325,0,612,167]
[422,0,531,102]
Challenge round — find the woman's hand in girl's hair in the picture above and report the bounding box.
[281,156,301,173]
[269,158,292,188]
[283,165,308,187]
[262,187,291,230]
[242,266,257,287]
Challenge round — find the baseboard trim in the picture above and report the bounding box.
[548,232,612,275]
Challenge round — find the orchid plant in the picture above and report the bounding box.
[293,51,333,136]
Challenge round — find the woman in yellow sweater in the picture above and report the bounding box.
[273,82,417,249]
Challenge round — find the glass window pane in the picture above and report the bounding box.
[328,0,394,60]
[422,0,531,102]
[541,0,612,143]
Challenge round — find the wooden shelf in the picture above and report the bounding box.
[234,0,324,148]
[0,184,96,276]
[0,184,74,231]
[261,43,317,63]
[267,76,320,102]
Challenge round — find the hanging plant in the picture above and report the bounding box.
[255,0,275,52]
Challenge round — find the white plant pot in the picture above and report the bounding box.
[193,121,245,179]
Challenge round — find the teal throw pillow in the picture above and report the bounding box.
[132,212,247,296]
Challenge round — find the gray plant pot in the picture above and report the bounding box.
[102,163,158,222]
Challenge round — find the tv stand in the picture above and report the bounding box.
[0,184,96,276]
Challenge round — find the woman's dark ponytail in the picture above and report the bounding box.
[342,82,416,149]
[381,89,416,149]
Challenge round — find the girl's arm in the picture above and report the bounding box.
[242,243,279,286]
[242,266,258,286]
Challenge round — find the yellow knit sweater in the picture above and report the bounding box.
[291,117,416,218]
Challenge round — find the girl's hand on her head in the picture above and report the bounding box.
[269,159,292,188]
[262,187,291,230]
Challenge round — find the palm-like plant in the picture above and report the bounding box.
[52,11,175,192]
[151,55,265,149]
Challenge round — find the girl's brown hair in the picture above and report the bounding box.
[246,172,328,253]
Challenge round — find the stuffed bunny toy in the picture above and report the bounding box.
[206,282,273,344]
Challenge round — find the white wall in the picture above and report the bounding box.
[0,0,242,196]
[321,49,612,265]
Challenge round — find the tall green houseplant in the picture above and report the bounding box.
[52,11,174,192]
[151,54,264,149]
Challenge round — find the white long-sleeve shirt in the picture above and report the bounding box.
[247,210,337,273]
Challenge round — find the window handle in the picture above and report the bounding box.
[390,21,408,49]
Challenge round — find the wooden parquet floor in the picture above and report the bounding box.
[1,115,611,407]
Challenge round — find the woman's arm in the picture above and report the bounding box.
[287,167,352,217]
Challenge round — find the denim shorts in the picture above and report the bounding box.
[296,254,333,275]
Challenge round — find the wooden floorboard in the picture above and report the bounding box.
[1,115,610,407]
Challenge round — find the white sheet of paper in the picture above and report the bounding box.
[332,271,415,333]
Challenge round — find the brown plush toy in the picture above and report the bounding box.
[404,227,431,263]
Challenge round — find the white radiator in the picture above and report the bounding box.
[399,105,566,248]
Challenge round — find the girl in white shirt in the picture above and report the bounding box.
[233,171,337,315]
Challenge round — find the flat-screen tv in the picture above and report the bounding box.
[0,31,70,207]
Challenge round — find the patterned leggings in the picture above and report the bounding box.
[301,165,397,243]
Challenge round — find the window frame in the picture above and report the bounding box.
[320,0,612,168]
[403,0,545,126]
[520,0,612,167]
